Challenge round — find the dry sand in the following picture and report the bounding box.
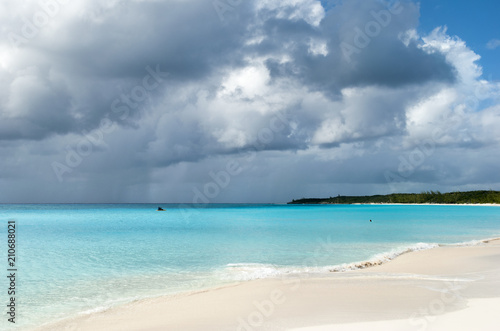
[34,239,500,331]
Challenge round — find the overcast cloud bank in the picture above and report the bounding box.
[1,0,499,203]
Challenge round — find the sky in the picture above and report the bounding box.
[0,0,499,203]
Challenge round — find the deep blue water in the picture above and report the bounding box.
[1,204,499,329]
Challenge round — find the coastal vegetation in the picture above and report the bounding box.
[288,190,500,205]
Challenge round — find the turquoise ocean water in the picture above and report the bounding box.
[1,204,499,329]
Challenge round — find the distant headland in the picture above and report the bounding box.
[288,190,500,205]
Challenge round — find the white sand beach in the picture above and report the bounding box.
[34,239,500,331]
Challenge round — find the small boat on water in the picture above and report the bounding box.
[157,207,165,211]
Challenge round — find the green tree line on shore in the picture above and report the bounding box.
[288,190,500,205]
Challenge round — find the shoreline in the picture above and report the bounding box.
[356,203,500,206]
[315,203,500,206]
[288,190,500,205]
[32,237,500,331]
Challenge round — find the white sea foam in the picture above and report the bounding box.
[442,237,500,247]
[222,263,294,281]
[329,242,440,272]
[445,240,485,247]
[220,263,331,281]
[78,305,111,315]
[221,242,441,280]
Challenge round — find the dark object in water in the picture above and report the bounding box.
[157,207,165,211]
[369,219,372,222]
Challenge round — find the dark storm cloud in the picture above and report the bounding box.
[0,0,254,141]
[344,41,457,87]
[258,0,456,96]
[50,1,252,79]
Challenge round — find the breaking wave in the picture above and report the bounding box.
[221,242,446,281]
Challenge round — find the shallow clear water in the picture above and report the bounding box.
[1,204,499,329]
